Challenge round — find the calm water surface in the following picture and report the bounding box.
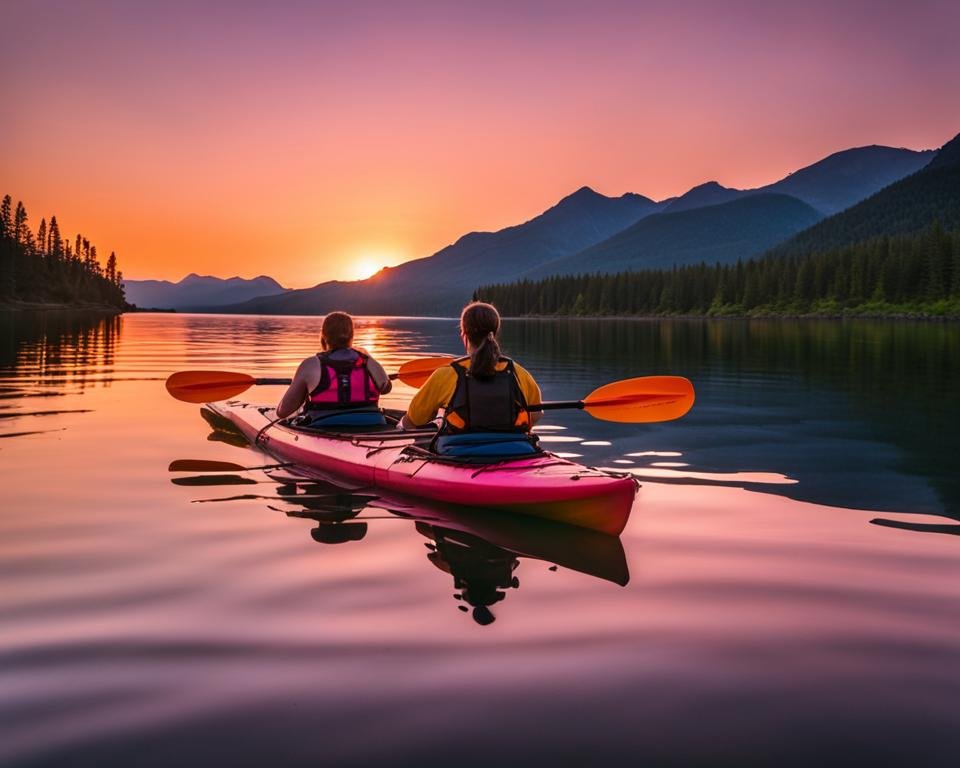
[2,312,959,766]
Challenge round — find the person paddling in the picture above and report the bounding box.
[276,311,392,423]
[400,302,542,455]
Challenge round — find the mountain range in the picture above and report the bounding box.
[525,193,823,278]
[660,145,934,217]
[769,133,960,258]
[135,137,948,315]
[123,273,287,310]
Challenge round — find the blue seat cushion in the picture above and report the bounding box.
[305,410,387,428]
[435,433,539,457]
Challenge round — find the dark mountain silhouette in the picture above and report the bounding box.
[662,146,933,217]
[123,273,287,309]
[220,187,663,316]
[760,144,935,215]
[925,132,960,170]
[769,132,960,258]
[526,194,822,278]
[662,181,746,214]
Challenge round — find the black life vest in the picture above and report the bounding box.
[306,349,380,410]
[441,356,531,435]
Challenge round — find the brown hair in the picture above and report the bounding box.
[321,311,354,351]
[460,301,501,378]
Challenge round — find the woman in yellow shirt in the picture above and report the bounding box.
[400,302,541,454]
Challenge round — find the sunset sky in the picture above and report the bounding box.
[3,0,959,288]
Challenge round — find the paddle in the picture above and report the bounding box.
[529,375,694,423]
[165,356,455,404]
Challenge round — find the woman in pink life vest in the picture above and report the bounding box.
[276,311,391,421]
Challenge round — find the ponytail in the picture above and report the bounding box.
[471,331,501,379]
[460,302,501,379]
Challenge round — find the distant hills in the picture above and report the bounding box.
[136,136,945,317]
[754,145,935,215]
[769,133,960,258]
[526,144,937,281]
[662,146,934,216]
[526,193,822,278]
[123,273,287,310]
[662,182,744,214]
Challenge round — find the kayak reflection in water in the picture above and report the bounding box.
[399,302,543,457]
[174,451,631,626]
[276,311,392,421]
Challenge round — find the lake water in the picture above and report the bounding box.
[2,311,959,766]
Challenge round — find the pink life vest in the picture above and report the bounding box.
[307,349,380,410]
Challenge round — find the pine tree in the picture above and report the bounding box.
[13,201,27,244]
[106,251,117,284]
[48,216,63,258]
[0,195,12,239]
[37,219,48,255]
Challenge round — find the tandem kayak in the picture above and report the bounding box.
[200,402,638,535]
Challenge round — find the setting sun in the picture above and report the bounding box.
[348,259,384,281]
[339,248,409,282]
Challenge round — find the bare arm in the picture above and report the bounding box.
[276,359,313,418]
[366,357,392,394]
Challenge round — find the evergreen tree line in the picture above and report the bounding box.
[0,193,126,308]
[476,222,960,317]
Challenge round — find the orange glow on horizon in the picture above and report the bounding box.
[348,260,384,282]
[334,248,409,283]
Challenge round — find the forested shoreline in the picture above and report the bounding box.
[477,223,960,319]
[0,194,126,311]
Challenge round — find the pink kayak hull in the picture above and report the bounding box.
[202,402,637,535]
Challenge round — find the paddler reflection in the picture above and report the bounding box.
[284,492,379,544]
[417,522,519,625]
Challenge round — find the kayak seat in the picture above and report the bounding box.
[300,409,388,428]
[434,433,540,458]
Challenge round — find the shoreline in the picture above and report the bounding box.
[6,304,956,322]
[499,311,960,322]
[0,299,125,313]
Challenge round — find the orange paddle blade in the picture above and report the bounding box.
[582,375,695,423]
[165,370,256,403]
[395,356,455,388]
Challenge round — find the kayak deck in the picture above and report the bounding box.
[201,401,637,535]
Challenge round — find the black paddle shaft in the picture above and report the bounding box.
[528,400,584,412]
[253,377,293,386]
